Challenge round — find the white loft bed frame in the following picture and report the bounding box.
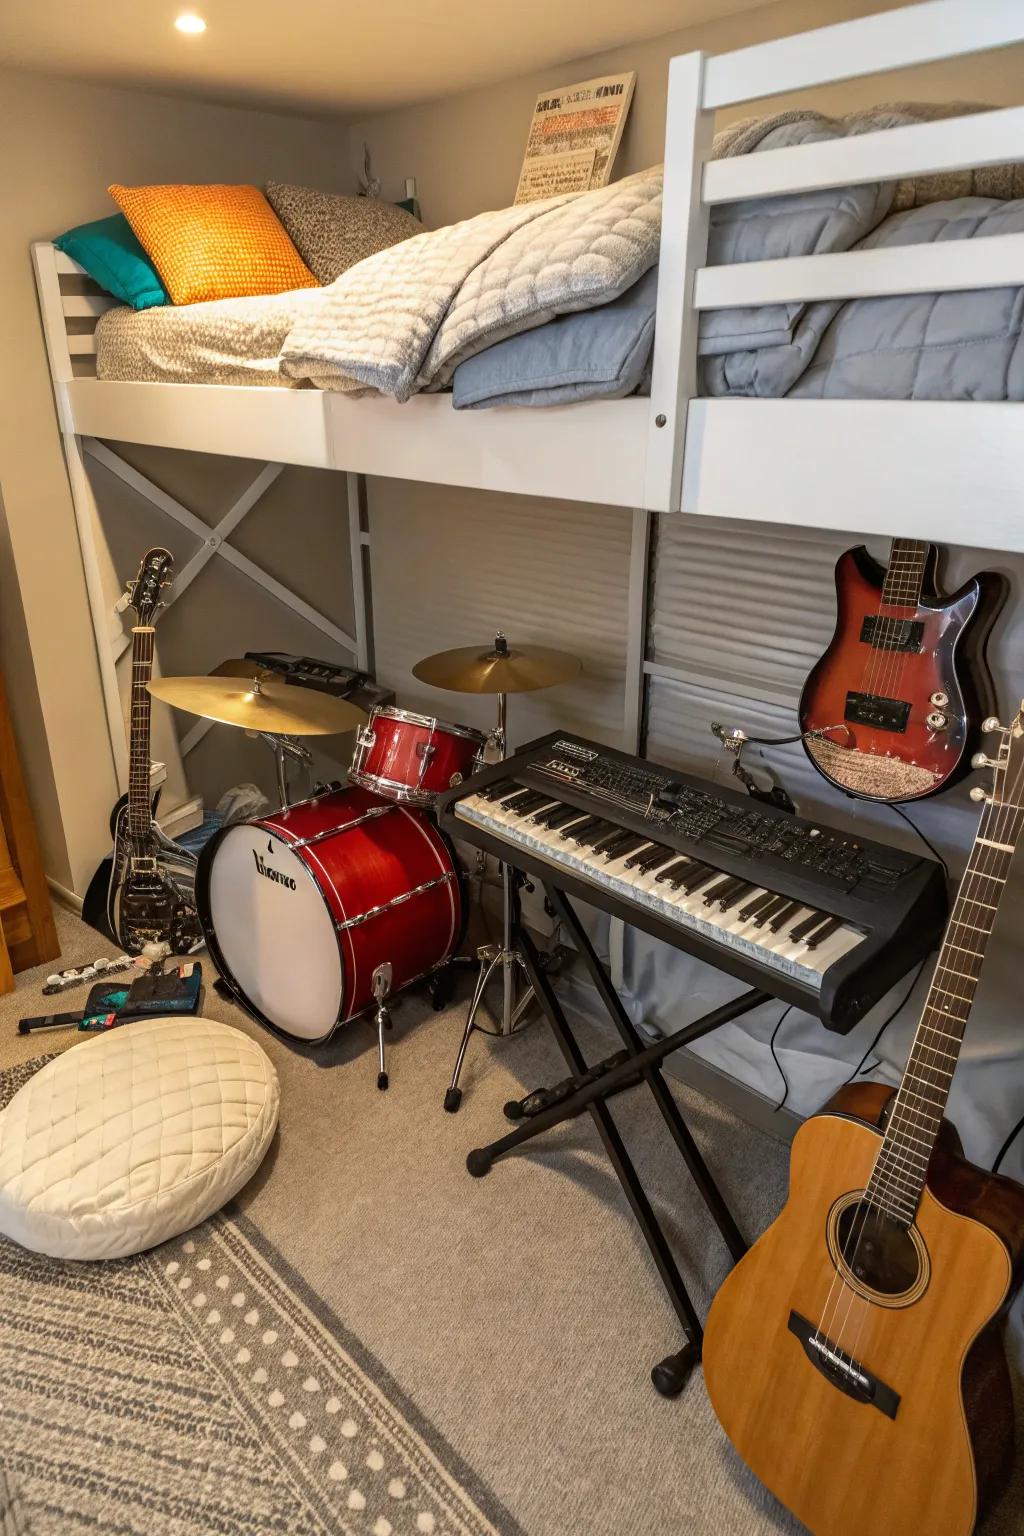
[31,0,1024,787]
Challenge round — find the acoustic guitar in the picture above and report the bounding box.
[799,538,1003,803]
[704,704,1024,1536]
[82,548,202,955]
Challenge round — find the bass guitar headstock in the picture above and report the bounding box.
[124,547,174,627]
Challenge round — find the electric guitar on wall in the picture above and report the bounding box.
[799,538,1003,803]
[82,548,202,955]
[703,704,1024,1536]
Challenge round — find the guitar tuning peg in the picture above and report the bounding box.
[971,752,997,770]
[982,717,1004,733]
[970,786,992,803]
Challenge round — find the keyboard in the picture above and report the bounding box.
[439,733,947,1033]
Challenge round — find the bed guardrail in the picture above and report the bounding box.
[648,0,1024,515]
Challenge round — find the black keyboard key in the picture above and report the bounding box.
[481,779,514,801]
[738,890,776,922]
[574,820,618,849]
[703,875,740,908]
[752,895,791,929]
[679,864,715,895]
[789,910,827,944]
[628,844,675,873]
[597,831,644,860]
[804,914,844,951]
[721,881,757,912]
[536,803,582,830]
[498,788,538,811]
[654,859,692,888]
[768,900,802,934]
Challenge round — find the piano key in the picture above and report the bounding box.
[678,863,716,896]
[479,779,516,802]
[703,875,740,908]
[498,788,540,811]
[752,894,792,929]
[720,881,758,912]
[738,890,778,923]
[768,900,802,934]
[804,914,845,951]
[627,844,676,873]
[569,817,611,846]
[535,803,584,830]
[654,859,693,887]
[597,830,645,861]
[789,910,829,944]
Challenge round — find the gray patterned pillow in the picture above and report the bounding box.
[265,183,424,284]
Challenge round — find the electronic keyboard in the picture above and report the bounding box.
[439,732,948,1032]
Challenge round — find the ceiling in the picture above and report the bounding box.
[0,0,777,119]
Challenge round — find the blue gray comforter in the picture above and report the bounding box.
[454,104,1023,407]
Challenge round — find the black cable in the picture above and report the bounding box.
[769,1004,793,1111]
[887,801,950,884]
[992,1111,1024,1175]
[840,957,928,1087]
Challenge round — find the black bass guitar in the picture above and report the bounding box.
[82,548,202,954]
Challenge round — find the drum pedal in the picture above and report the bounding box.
[372,963,393,1091]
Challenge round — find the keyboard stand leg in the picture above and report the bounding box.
[543,882,749,1266]
[465,899,769,1395]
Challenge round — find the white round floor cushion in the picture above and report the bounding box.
[0,1017,279,1261]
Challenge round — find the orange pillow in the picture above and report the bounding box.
[108,183,318,305]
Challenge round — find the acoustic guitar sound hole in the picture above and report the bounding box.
[833,1198,925,1302]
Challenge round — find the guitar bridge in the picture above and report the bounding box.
[788,1310,900,1420]
[131,857,158,874]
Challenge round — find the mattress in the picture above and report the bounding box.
[94,287,326,387]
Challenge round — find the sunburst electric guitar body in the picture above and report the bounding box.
[705,705,1024,1536]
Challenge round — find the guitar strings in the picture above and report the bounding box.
[860,540,924,710]
[816,731,1022,1366]
[823,741,1019,1360]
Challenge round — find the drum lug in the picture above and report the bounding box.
[356,727,376,750]
[373,964,393,1091]
[415,742,437,763]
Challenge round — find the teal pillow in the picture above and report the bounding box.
[54,214,168,310]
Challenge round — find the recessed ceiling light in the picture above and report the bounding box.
[174,13,207,34]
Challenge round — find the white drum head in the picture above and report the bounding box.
[206,825,343,1041]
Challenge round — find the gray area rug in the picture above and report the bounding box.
[0,1053,516,1536]
[1,909,1021,1535]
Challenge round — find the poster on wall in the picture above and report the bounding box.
[514,72,637,205]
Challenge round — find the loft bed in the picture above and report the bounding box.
[30,0,1024,781]
[33,0,1024,538]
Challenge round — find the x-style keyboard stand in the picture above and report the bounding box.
[464,873,770,1395]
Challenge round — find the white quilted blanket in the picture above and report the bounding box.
[279,167,663,401]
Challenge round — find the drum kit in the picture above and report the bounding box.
[148,634,581,1095]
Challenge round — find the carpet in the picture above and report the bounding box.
[1,908,1022,1536]
[0,1054,517,1536]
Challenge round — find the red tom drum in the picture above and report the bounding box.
[196,785,462,1044]
[349,706,485,804]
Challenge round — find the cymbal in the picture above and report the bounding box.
[147,672,368,736]
[412,633,581,694]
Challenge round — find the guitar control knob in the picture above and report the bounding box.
[929,691,949,708]
[926,711,948,731]
[983,716,1004,733]
[970,786,991,803]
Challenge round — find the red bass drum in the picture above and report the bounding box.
[196,785,463,1045]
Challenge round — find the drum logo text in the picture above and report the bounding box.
[252,849,297,890]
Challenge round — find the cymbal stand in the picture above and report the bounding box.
[254,732,313,810]
[444,685,536,1114]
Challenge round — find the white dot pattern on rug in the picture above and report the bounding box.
[151,1225,506,1536]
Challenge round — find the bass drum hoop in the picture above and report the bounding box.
[195,821,347,1047]
[195,815,469,1045]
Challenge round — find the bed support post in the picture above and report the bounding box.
[30,242,129,793]
[643,50,714,515]
[347,472,374,676]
